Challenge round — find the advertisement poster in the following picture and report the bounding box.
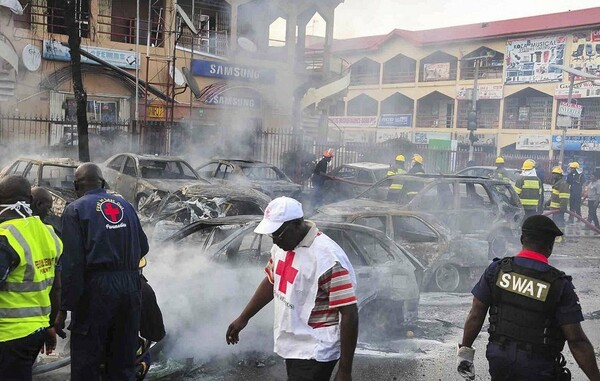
[376,129,411,143]
[423,62,451,81]
[569,30,600,80]
[552,135,600,151]
[378,114,412,128]
[328,116,378,129]
[413,132,451,144]
[555,82,600,99]
[516,134,551,151]
[43,39,140,70]
[456,85,503,100]
[505,36,566,84]
[455,133,496,147]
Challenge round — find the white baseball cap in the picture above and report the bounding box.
[254,197,304,235]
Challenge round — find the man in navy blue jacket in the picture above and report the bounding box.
[55,163,149,381]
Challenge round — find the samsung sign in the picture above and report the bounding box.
[205,94,260,109]
[191,59,275,84]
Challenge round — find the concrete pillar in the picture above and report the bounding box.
[286,12,298,64]
[323,9,335,75]
[230,4,239,52]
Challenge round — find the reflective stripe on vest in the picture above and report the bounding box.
[0,218,61,342]
[518,177,541,209]
[388,169,405,190]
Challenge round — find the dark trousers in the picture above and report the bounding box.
[486,342,557,381]
[588,200,600,228]
[285,358,338,381]
[70,276,142,381]
[568,197,581,222]
[552,211,565,228]
[0,328,47,381]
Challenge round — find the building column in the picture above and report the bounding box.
[323,9,335,75]
[286,12,298,63]
[497,96,506,156]
[229,4,239,52]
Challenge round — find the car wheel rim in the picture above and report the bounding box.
[490,236,507,257]
[435,264,460,292]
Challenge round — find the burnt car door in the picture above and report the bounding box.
[456,181,497,234]
[211,163,234,186]
[104,155,127,192]
[408,181,457,228]
[390,215,440,268]
[196,162,219,180]
[120,157,139,202]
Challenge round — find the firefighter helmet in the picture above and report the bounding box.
[568,162,580,169]
[551,166,564,175]
[323,149,334,158]
[522,159,535,170]
[495,156,505,164]
[412,154,423,164]
[395,155,405,162]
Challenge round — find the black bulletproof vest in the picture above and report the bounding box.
[488,257,567,355]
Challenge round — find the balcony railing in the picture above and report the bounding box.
[503,116,552,130]
[419,67,457,82]
[415,115,454,128]
[460,65,504,80]
[350,72,380,86]
[30,4,90,37]
[457,114,499,129]
[382,71,416,84]
[97,13,164,46]
[177,30,229,58]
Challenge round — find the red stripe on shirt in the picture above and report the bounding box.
[330,283,354,293]
[329,296,357,307]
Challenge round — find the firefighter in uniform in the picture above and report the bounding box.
[457,215,600,381]
[387,155,406,201]
[547,166,570,241]
[54,163,149,381]
[493,156,510,182]
[514,159,542,220]
[566,162,585,223]
[311,149,334,207]
[0,176,63,381]
[408,154,425,174]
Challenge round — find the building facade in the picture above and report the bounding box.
[325,8,600,171]
[0,0,346,158]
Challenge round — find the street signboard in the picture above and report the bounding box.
[558,102,583,118]
[556,115,572,128]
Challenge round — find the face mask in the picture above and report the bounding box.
[0,201,33,219]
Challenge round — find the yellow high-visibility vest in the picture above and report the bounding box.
[0,217,62,342]
[388,168,406,190]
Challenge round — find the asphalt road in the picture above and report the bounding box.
[34,237,600,381]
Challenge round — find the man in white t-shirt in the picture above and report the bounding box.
[226,197,358,381]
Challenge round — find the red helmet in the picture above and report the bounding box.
[323,149,334,158]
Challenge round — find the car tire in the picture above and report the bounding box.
[359,300,403,340]
[432,263,462,292]
[488,228,514,259]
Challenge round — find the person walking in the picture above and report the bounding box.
[492,156,510,182]
[547,166,570,242]
[0,176,63,381]
[457,215,600,381]
[567,162,585,223]
[55,163,149,381]
[226,197,358,381]
[408,154,425,174]
[586,173,600,228]
[311,149,334,207]
[514,159,542,220]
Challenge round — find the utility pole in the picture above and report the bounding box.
[469,59,479,162]
[65,0,90,162]
[559,75,575,167]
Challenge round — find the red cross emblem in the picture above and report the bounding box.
[275,251,298,294]
[100,201,123,224]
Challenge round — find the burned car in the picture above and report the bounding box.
[161,216,423,338]
[139,184,270,235]
[102,153,211,209]
[196,159,301,199]
[315,174,524,259]
[321,162,390,203]
[313,210,489,292]
[0,157,80,229]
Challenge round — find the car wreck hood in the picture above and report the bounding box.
[143,178,209,193]
[317,199,397,216]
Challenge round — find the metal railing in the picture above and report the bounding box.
[419,67,457,82]
[502,116,553,130]
[29,4,90,37]
[382,71,417,84]
[350,72,380,86]
[460,65,503,80]
[177,29,229,57]
[97,13,164,46]
[415,115,454,129]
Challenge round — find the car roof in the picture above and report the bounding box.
[459,166,519,171]
[343,162,389,170]
[15,157,80,166]
[118,153,187,162]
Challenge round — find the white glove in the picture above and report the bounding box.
[457,344,475,380]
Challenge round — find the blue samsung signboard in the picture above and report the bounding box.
[378,114,412,127]
[191,59,275,84]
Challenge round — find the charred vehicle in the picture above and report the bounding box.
[313,210,489,292]
[162,216,423,338]
[0,157,80,229]
[316,174,524,259]
[457,165,552,202]
[321,162,390,203]
[196,159,301,199]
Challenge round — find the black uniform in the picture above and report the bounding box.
[567,171,585,222]
[472,252,583,380]
[408,163,425,175]
[61,189,149,381]
[311,157,330,206]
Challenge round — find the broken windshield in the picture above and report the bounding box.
[139,160,198,180]
[240,166,287,181]
[40,165,77,189]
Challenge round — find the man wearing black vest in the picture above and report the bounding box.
[456,215,600,381]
